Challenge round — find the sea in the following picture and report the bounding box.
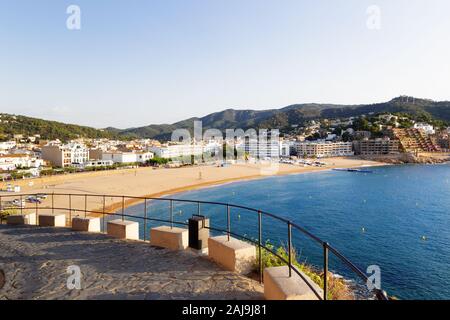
[120,163,450,300]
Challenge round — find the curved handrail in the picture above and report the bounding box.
[0,192,388,300]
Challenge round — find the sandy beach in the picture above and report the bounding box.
[0,157,387,218]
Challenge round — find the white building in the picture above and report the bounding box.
[279,140,296,157]
[0,154,44,170]
[135,151,154,163]
[101,151,154,164]
[74,159,114,169]
[41,143,89,167]
[244,132,280,159]
[102,152,136,164]
[0,141,16,153]
[414,123,435,135]
[149,144,203,159]
[296,141,354,158]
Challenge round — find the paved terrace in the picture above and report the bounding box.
[0,225,263,300]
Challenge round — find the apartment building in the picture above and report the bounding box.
[149,144,203,159]
[73,159,114,169]
[353,138,400,155]
[41,143,89,167]
[392,128,440,152]
[101,151,154,164]
[296,141,354,158]
[279,140,296,157]
[0,141,17,153]
[414,123,435,135]
[244,131,280,159]
[0,154,44,171]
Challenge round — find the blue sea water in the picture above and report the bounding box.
[121,164,450,300]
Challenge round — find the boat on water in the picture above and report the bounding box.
[333,168,374,173]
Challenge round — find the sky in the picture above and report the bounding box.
[1,0,450,129]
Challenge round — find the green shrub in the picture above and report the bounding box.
[256,241,353,300]
[0,208,18,222]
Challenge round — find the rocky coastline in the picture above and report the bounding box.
[360,153,450,165]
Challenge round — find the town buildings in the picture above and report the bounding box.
[353,138,400,155]
[149,143,203,159]
[41,143,89,167]
[244,131,280,159]
[414,123,435,135]
[296,141,354,158]
[101,151,154,164]
[0,154,44,171]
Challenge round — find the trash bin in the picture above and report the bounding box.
[188,215,210,250]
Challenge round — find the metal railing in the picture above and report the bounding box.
[0,192,389,300]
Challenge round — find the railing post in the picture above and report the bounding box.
[52,192,54,214]
[122,196,125,221]
[84,194,87,218]
[35,195,38,225]
[323,242,329,301]
[69,194,72,222]
[258,210,263,284]
[197,202,201,216]
[20,194,23,215]
[170,200,173,229]
[227,204,231,241]
[102,195,106,233]
[288,221,292,277]
[0,195,2,224]
[144,198,147,241]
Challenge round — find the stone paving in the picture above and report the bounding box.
[0,225,263,300]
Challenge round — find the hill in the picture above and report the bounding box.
[0,114,123,142]
[2,97,449,142]
[114,96,450,140]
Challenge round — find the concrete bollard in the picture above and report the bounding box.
[107,219,139,240]
[150,226,189,250]
[7,213,37,225]
[263,265,323,300]
[38,213,66,227]
[72,217,101,232]
[208,235,256,274]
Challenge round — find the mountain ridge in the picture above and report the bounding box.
[116,96,450,140]
[1,97,449,141]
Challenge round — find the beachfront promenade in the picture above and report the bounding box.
[0,159,385,215]
[0,224,263,300]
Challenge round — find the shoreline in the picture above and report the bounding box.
[99,160,389,216]
[1,157,390,218]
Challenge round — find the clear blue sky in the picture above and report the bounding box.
[1,0,450,128]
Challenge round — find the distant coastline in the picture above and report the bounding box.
[98,159,389,215]
[2,157,388,217]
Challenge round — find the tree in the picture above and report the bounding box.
[353,118,371,131]
[342,132,353,142]
[147,157,169,166]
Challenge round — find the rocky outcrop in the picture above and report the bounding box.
[359,153,450,165]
